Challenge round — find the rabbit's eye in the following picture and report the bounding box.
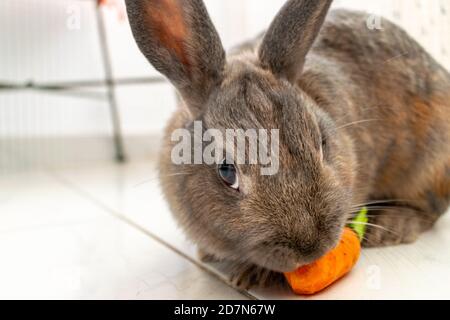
[320,136,327,161]
[218,160,239,190]
[321,137,327,150]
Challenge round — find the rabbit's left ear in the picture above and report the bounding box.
[259,0,333,83]
[125,0,225,116]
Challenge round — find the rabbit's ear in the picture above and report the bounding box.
[259,0,333,82]
[125,0,225,116]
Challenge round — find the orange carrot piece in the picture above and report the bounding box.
[284,227,361,295]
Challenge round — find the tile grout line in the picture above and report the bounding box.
[47,170,258,301]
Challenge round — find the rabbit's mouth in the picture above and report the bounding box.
[247,233,341,273]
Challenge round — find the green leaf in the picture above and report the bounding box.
[350,207,368,241]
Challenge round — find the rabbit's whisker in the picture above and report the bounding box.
[335,119,380,131]
[347,221,399,235]
[350,198,419,208]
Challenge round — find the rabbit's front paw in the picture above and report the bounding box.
[229,263,285,290]
[362,208,437,247]
[197,249,222,263]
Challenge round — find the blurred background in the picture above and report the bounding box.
[1,0,449,174]
[0,0,449,300]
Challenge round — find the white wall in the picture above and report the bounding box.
[0,0,449,160]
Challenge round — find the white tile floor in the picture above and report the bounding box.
[0,159,449,300]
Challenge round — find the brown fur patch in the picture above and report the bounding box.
[411,98,433,146]
[146,0,191,69]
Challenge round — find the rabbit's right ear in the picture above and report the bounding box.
[259,0,333,83]
[125,0,225,117]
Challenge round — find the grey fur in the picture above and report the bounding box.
[125,0,225,116]
[259,0,333,82]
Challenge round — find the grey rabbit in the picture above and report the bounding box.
[125,0,450,289]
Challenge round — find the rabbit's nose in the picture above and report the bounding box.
[289,239,331,263]
[294,241,319,257]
